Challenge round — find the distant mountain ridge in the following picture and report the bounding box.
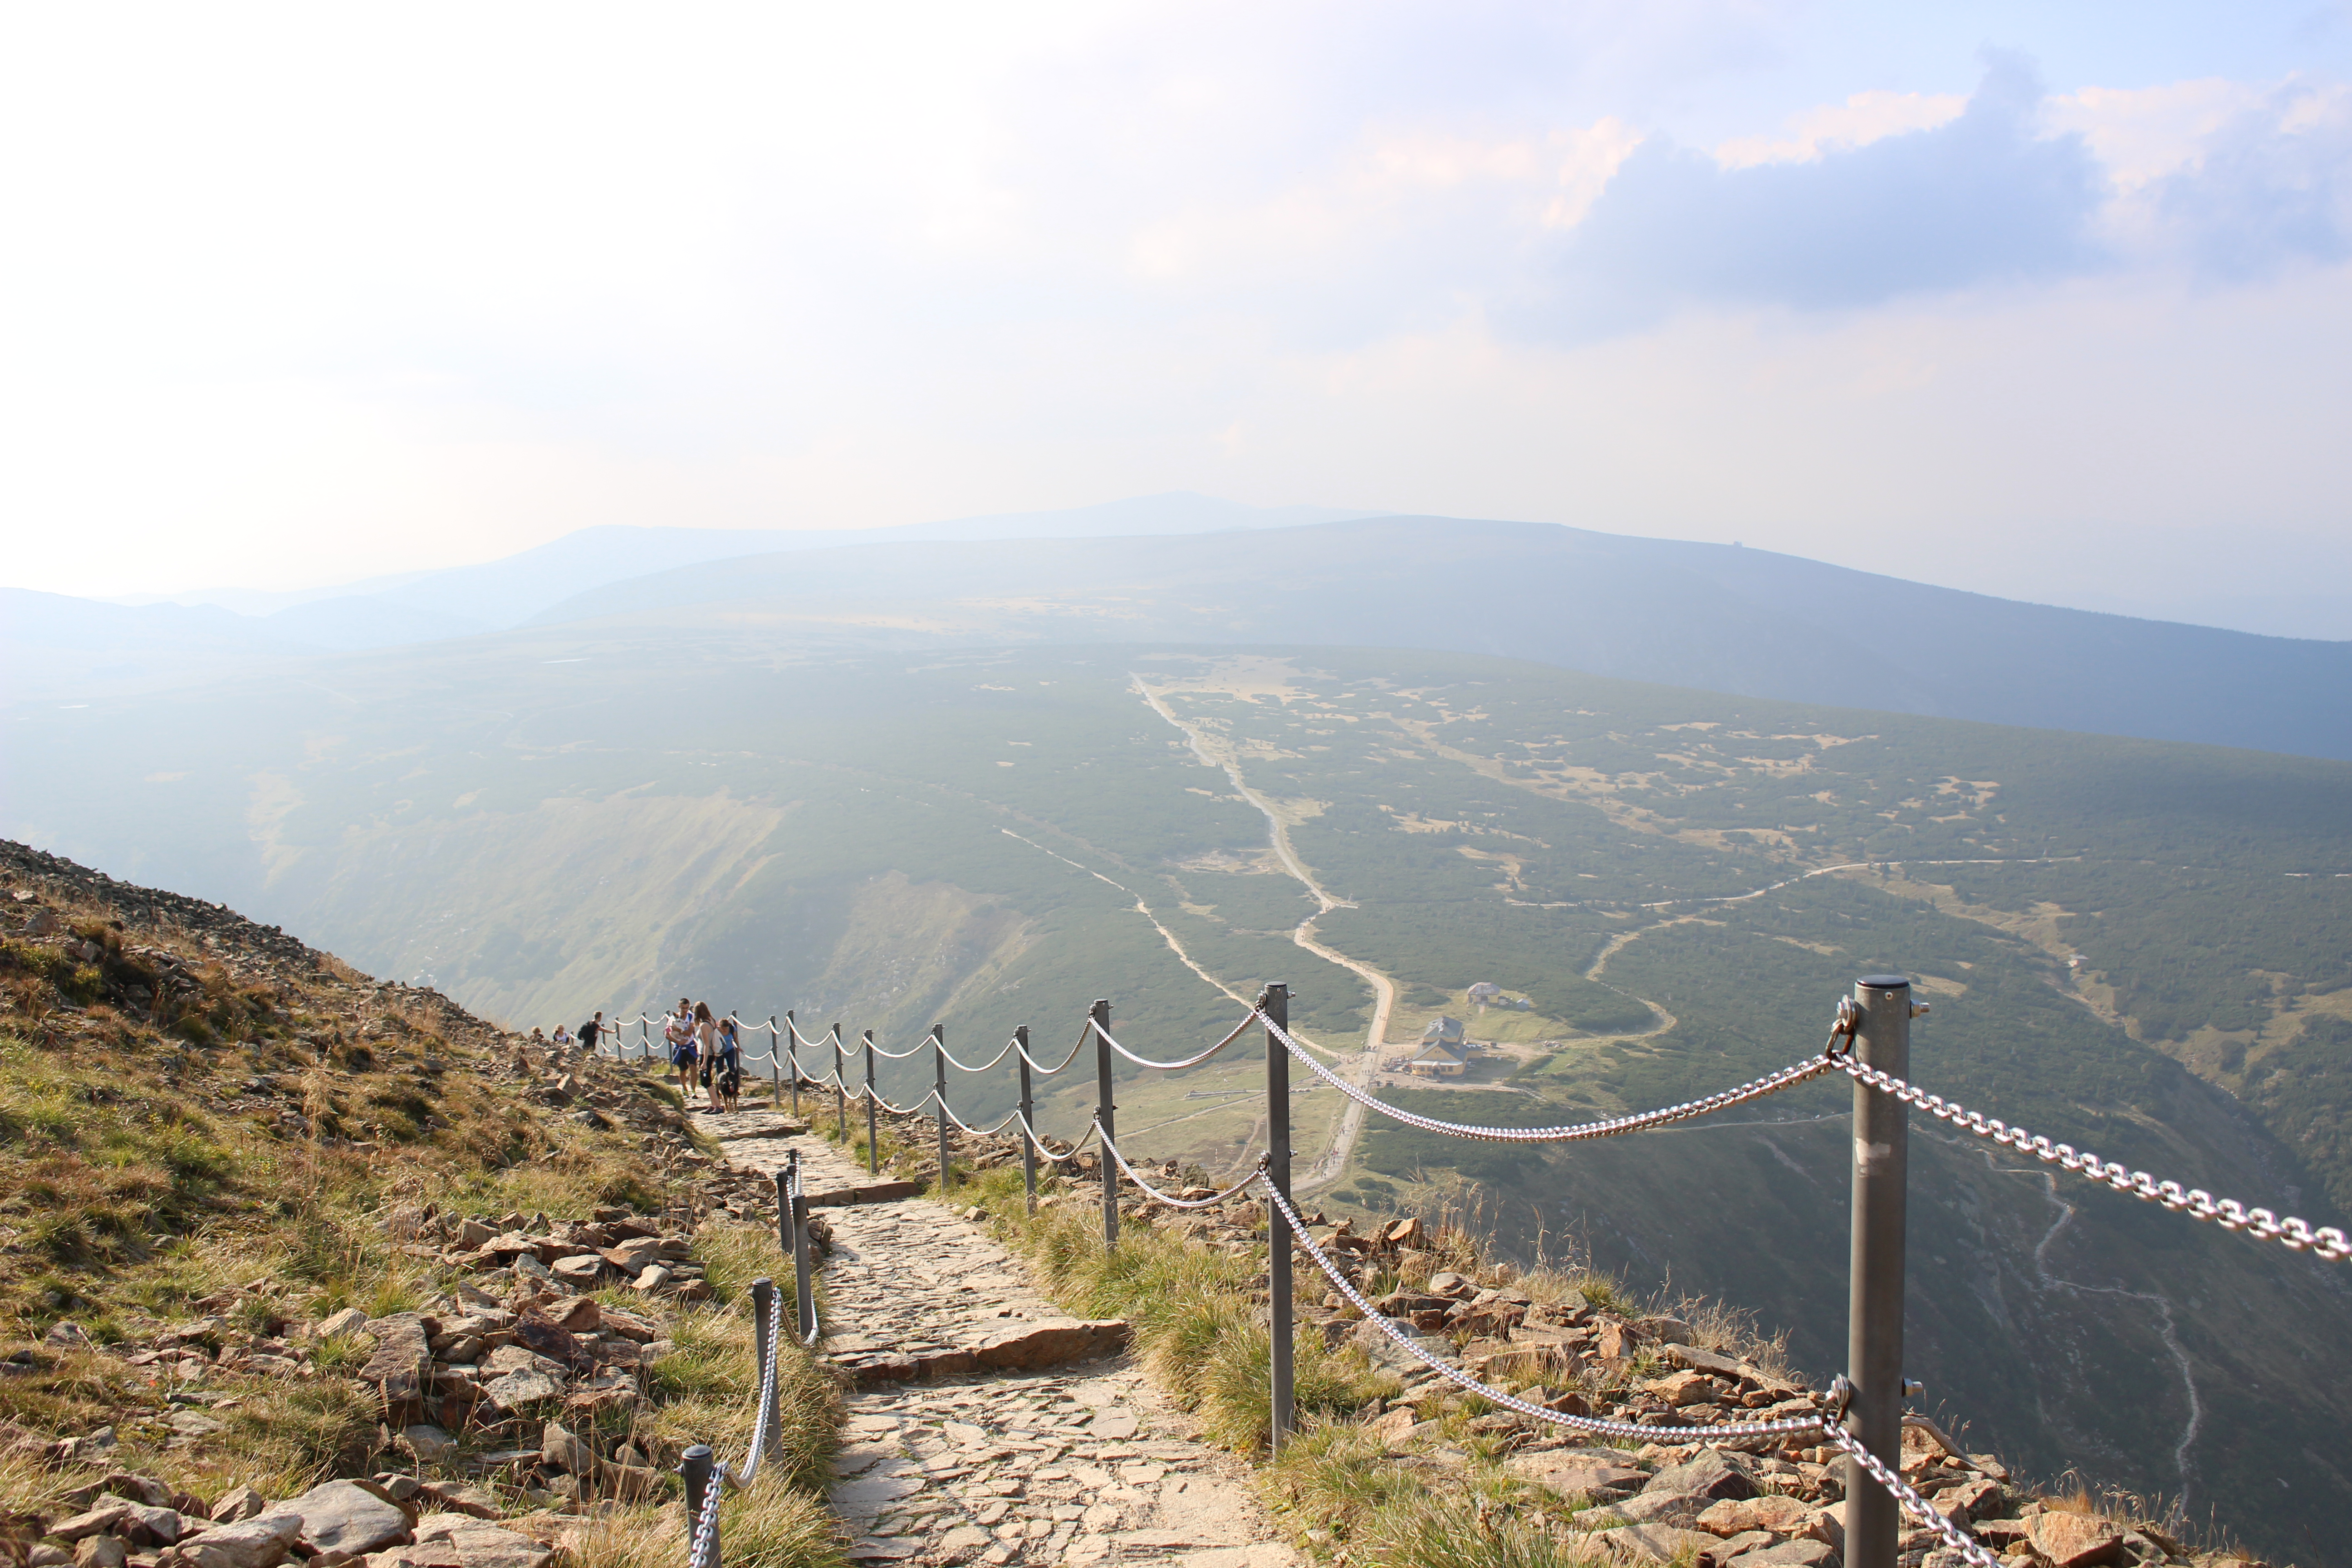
[12,504,2350,760]
[519,515,2352,761]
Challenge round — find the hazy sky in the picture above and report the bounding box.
[5,2,2349,632]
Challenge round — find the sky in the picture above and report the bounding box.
[4,2,2350,636]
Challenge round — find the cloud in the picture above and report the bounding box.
[1526,52,2107,338]
[2155,82,2352,279]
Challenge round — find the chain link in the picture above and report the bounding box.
[1088,1007,1262,1071]
[1097,1127,1268,1208]
[1833,1057,2352,1262]
[1258,1011,1838,1143]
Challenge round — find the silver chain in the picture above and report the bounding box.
[1088,1007,1263,1072]
[1098,1129,1268,1208]
[1264,1180,2001,1568]
[686,1456,729,1568]
[1832,1056,2352,1262]
[1258,1011,1838,1142]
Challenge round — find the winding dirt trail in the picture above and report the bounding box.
[1128,677,1402,1193]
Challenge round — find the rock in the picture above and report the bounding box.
[1935,1478,2002,1526]
[549,1298,599,1335]
[30,1548,73,1568]
[259,1481,412,1558]
[52,1504,132,1543]
[2029,1513,2125,1568]
[413,1483,503,1521]
[1644,1450,1757,1502]
[1426,1271,1475,1299]
[407,1522,552,1568]
[44,1322,93,1349]
[356,1316,432,1404]
[481,1370,563,1413]
[1646,1370,1718,1407]
[401,1426,456,1465]
[368,1479,420,1505]
[597,1465,661,1502]
[107,1500,186,1548]
[315,1309,370,1340]
[550,1258,602,1288]
[1727,1541,1838,1568]
[630,1266,672,1294]
[597,1308,656,1343]
[1508,1456,1648,1497]
[1697,1496,1827,1541]
[1368,1408,1420,1448]
[966,1318,1130,1371]
[86,1476,172,1510]
[1594,1321,1641,1361]
[74,1538,127,1568]
[173,1515,303,1568]
[538,1423,592,1477]
[1611,1494,1713,1529]
[1588,1524,1727,1564]
[210,1489,266,1525]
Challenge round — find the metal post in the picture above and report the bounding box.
[1263,983,1295,1453]
[863,1031,880,1176]
[934,1026,951,1197]
[774,1162,793,1257]
[1092,999,1117,1250]
[679,1444,713,1550]
[833,1025,846,1143]
[769,1016,780,1108]
[749,1277,779,1458]
[787,1010,799,1116]
[1016,1025,1038,1213]
[1846,975,1914,1568]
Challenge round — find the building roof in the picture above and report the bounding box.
[1421,1015,1465,1041]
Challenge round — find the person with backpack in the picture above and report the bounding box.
[578,1012,603,1055]
[709,1014,742,1112]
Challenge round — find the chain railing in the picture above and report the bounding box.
[592,971,2341,1568]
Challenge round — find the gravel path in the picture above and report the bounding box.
[696,1108,1299,1568]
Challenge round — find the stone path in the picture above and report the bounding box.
[696,1109,1299,1568]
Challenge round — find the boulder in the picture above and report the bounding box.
[1610,1494,1713,1529]
[107,1498,188,1548]
[1508,1455,1647,1497]
[209,1489,266,1525]
[414,1483,502,1521]
[73,1538,126,1568]
[966,1318,1130,1371]
[356,1316,432,1404]
[409,1521,554,1568]
[2029,1513,2125,1568]
[1643,1450,1757,1502]
[481,1369,564,1413]
[549,1258,602,1289]
[401,1426,457,1465]
[1587,1524,1726,1564]
[315,1309,370,1341]
[1726,1542,1837,1567]
[538,1423,592,1477]
[44,1323,93,1349]
[50,1504,132,1543]
[259,1481,412,1558]
[1696,1496,1828,1541]
[173,1514,303,1568]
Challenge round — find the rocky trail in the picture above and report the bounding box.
[696,1111,1300,1568]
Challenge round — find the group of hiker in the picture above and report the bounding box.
[659,999,745,1113]
[538,1002,748,1112]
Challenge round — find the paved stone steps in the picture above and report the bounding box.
[694,1111,1299,1568]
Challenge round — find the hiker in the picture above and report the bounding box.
[695,1002,721,1111]
[666,1003,698,1098]
[578,1011,603,1054]
[710,1013,742,1112]
[550,1023,573,1050]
